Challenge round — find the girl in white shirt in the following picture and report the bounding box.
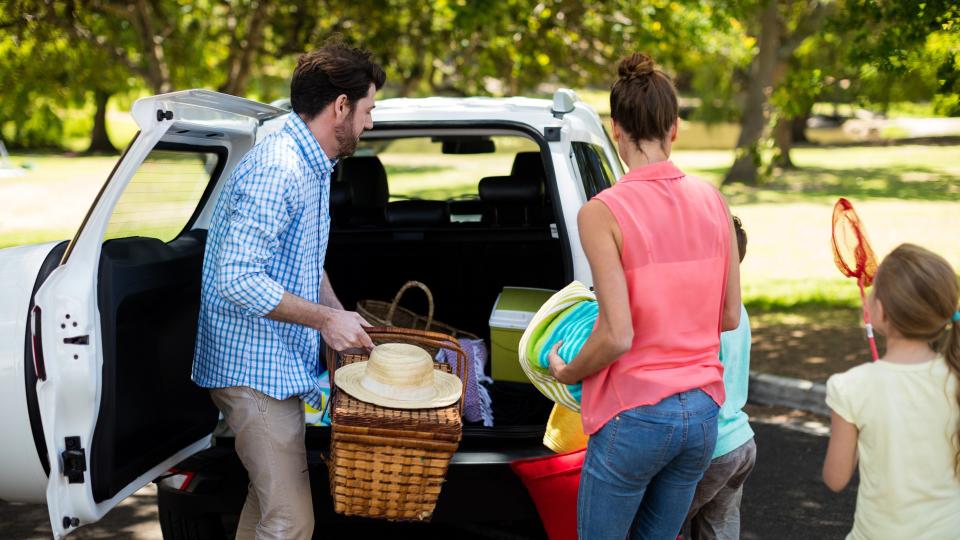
[823,243,960,540]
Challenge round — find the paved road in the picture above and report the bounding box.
[1,416,854,539]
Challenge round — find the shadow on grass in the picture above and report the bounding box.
[722,164,960,205]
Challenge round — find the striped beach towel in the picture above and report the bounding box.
[518,281,598,412]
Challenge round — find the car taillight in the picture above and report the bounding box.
[159,468,196,492]
[31,306,46,381]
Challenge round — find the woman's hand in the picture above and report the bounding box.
[548,341,577,384]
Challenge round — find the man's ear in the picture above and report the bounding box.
[334,94,350,122]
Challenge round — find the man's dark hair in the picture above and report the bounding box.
[290,41,386,119]
[733,215,747,262]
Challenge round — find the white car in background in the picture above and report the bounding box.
[0,88,623,538]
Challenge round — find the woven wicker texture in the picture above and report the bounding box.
[356,281,479,344]
[329,327,465,521]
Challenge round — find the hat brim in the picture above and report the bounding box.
[334,361,463,410]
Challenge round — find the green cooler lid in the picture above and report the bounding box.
[489,287,556,330]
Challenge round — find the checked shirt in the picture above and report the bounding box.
[193,113,335,409]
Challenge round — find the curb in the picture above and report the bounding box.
[748,371,829,417]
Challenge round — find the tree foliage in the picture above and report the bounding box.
[0,0,956,175]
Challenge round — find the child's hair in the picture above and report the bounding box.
[733,215,747,263]
[874,243,960,475]
[610,52,678,148]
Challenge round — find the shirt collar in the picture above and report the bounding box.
[620,160,685,182]
[285,113,337,174]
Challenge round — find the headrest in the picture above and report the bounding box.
[386,200,450,226]
[510,152,546,183]
[478,175,542,204]
[330,181,351,208]
[337,156,388,209]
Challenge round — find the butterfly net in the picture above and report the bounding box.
[832,197,878,287]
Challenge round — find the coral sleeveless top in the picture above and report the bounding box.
[583,160,729,434]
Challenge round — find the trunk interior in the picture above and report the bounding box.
[89,134,566,502]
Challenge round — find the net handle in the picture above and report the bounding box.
[858,275,880,362]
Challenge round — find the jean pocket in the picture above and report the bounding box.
[698,415,719,471]
[602,412,675,481]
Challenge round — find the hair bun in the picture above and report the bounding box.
[618,53,655,82]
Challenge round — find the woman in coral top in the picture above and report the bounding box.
[548,52,742,540]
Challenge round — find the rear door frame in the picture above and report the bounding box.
[31,90,282,538]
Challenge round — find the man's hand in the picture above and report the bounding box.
[548,341,577,384]
[316,309,374,352]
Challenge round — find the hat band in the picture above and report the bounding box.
[360,374,437,402]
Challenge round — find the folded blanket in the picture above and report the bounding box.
[438,337,494,426]
[518,281,598,412]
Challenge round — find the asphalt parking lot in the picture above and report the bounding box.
[0,407,854,539]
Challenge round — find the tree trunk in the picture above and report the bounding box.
[771,116,794,169]
[132,0,172,93]
[791,112,809,143]
[219,1,273,96]
[86,90,116,154]
[724,0,782,185]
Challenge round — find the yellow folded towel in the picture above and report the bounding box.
[543,403,589,453]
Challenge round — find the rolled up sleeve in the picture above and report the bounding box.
[215,165,299,317]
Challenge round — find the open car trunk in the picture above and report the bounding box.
[323,125,570,434]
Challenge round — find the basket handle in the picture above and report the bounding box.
[385,281,435,331]
[364,326,469,415]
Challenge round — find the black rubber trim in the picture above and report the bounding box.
[24,240,70,477]
[365,120,574,283]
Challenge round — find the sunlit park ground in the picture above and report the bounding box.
[4,142,958,307]
[3,133,959,381]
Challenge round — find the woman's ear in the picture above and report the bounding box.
[611,119,621,142]
[670,120,678,142]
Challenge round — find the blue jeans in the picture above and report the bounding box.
[578,389,719,540]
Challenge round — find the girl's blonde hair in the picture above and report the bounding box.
[874,243,960,475]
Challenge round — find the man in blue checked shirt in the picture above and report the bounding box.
[193,42,384,540]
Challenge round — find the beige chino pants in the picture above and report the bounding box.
[210,386,314,540]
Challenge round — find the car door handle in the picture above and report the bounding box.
[63,335,89,345]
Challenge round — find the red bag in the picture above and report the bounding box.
[510,448,586,540]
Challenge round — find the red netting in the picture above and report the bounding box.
[831,197,878,286]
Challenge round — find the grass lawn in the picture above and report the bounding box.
[3,144,957,314]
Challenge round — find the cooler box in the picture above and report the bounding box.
[489,287,556,383]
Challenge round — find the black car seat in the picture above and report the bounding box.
[336,156,389,227]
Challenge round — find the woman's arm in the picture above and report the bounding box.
[823,410,859,492]
[548,200,633,385]
[721,199,742,331]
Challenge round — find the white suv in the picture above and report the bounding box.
[0,89,622,538]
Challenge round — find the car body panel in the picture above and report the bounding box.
[0,242,64,502]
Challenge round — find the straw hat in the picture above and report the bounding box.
[334,343,462,409]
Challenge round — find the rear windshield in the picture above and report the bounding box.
[355,136,540,200]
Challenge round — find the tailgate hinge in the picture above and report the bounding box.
[61,436,87,484]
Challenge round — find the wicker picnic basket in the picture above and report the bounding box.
[326,326,468,521]
[357,281,480,343]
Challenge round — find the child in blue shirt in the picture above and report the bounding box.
[683,216,756,540]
